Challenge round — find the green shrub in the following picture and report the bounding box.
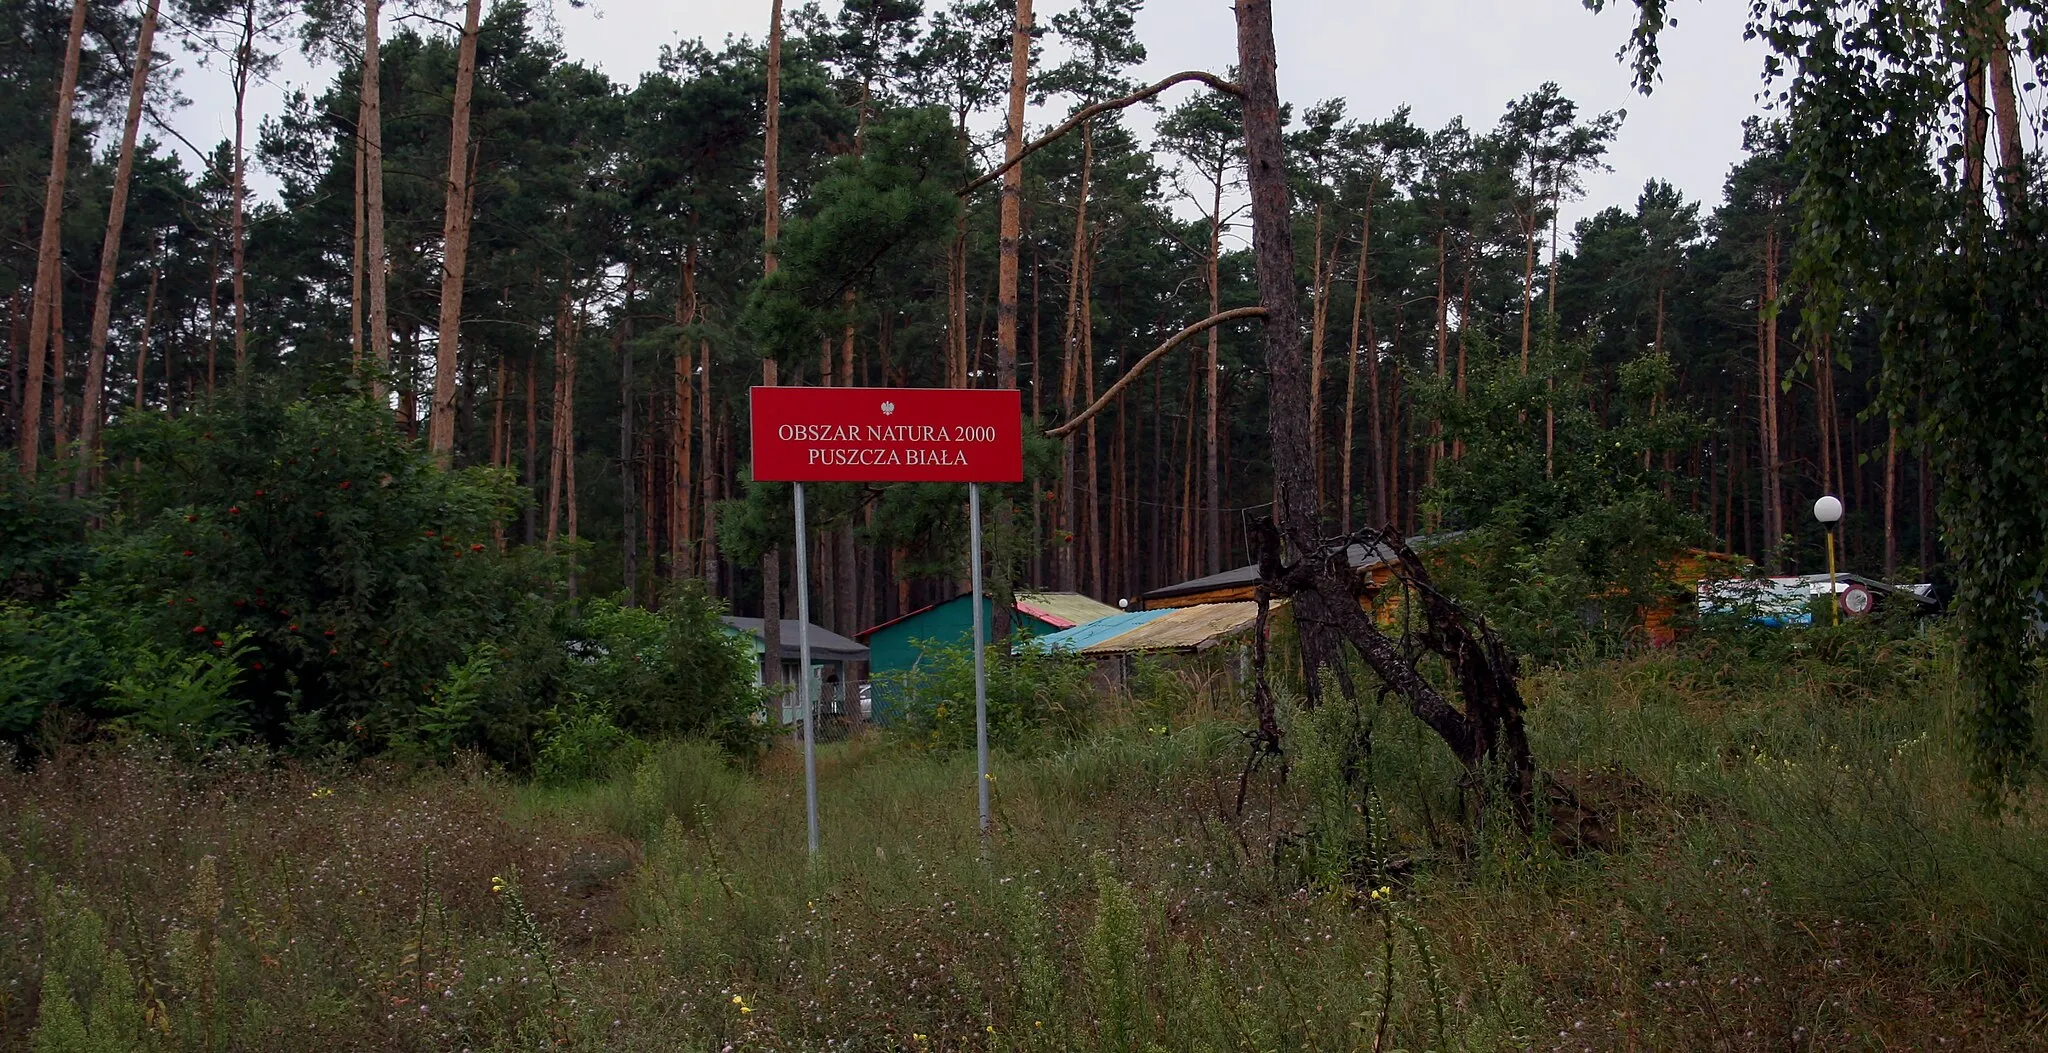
[388,642,499,763]
[498,583,769,767]
[99,386,556,752]
[563,586,766,750]
[0,590,151,742]
[534,703,646,787]
[883,640,1097,753]
[106,633,254,756]
[0,461,96,605]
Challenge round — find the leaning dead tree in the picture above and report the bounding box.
[1233,0,1538,830]
[1246,521,1537,830]
[964,0,1545,830]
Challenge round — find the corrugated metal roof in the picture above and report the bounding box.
[722,617,870,662]
[1022,608,1175,653]
[1079,601,1270,655]
[1015,591,1122,628]
[857,590,1121,640]
[1142,534,1456,601]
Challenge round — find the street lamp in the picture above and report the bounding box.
[1814,495,1843,625]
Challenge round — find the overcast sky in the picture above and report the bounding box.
[165,0,1772,236]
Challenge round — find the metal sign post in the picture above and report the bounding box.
[793,482,819,857]
[968,483,989,833]
[749,386,1024,853]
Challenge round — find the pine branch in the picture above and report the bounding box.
[960,70,1241,197]
[1046,306,1266,438]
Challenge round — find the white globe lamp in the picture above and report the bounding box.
[1814,495,1843,624]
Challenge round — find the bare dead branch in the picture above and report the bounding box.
[959,70,1242,197]
[1046,306,1266,438]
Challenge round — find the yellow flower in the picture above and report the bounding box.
[912,1033,927,1045]
[489,876,508,895]
[310,786,334,799]
[1369,884,1392,901]
[986,1024,996,1034]
[731,995,744,1005]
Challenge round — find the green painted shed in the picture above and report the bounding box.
[855,591,1119,724]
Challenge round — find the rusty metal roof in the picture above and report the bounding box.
[1077,600,1271,655]
[1141,532,1462,602]
[1015,590,1122,628]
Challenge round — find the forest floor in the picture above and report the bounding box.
[5,630,2047,1051]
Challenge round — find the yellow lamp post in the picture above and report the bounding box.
[1814,495,1843,626]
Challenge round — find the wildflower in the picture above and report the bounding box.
[310,787,334,799]
[1369,885,1393,901]
[490,876,508,895]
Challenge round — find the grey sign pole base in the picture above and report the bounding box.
[970,482,989,834]
[794,482,818,857]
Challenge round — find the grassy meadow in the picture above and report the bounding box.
[4,627,2046,1051]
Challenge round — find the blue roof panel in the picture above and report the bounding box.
[1021,608,1174,654]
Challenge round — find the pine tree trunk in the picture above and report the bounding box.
[207,221,222,397]
[1307,205,1329,509]
[618,266,638,605]
[1984,0,2026,206]
[524,345,538,544]
[8,291,21,438]
[546,291,573,548]
[1030,256,1044,586]
[1203,158,1225,574]
[1884,420,1898,578]
[701,337,719,594]
[133,258,158,411]
[1427,227,1449,494]
[429,0,483,463]
[1180,325,1199,578]
[363,0,391,387]
[990,0,1031,638]
[80,0,161,484]
[49,280,68,456]
[838,306,857,634]
[1084,257,1103,600]
[1057,123,1093,593]
[351,103,365,362]
[1759,224,1784,565]
[230,1,257,376]
[18,0,88,476]
[759,0,786,689]
[1919,433,1934,572]
[673,246,697,580]
[1963,13,1988,207]
[1341,199,1371,531]
[1518,199,1537,374]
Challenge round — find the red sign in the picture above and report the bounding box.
[750,386,1024,483]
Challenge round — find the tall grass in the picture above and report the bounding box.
[3,627,2044,1049]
